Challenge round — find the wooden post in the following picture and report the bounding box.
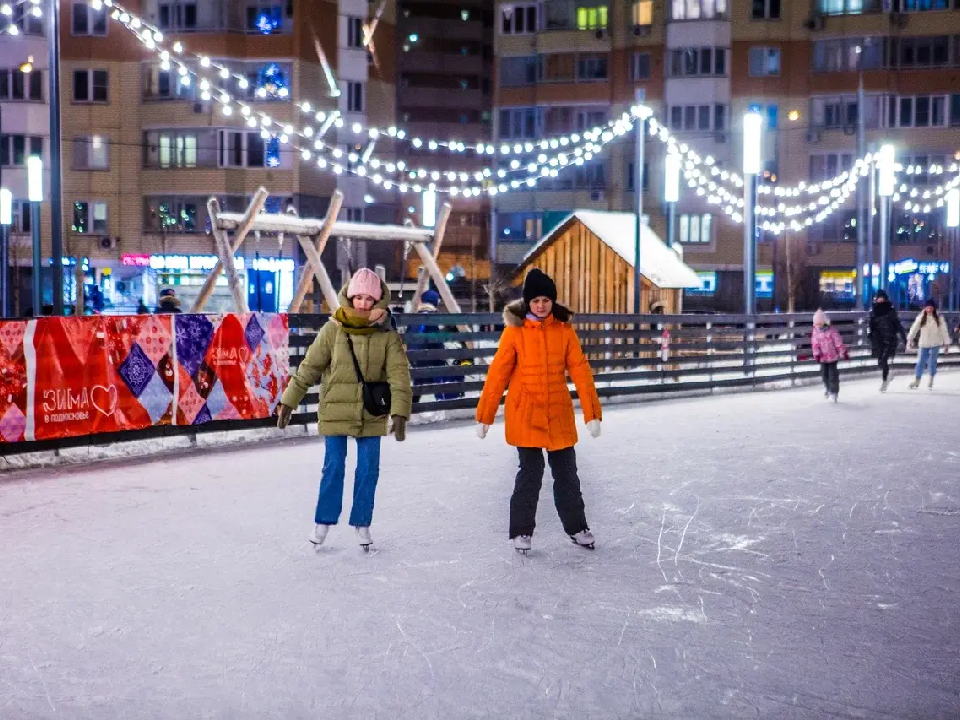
[207,197,249,312]
[192,187,268,312]
[288,190,344,312]
[412,239,461,313]
[296,235,340,311]
[411,202,452,310]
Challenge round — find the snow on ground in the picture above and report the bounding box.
[2,375,960,719]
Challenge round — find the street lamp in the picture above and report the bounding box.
[28,155,42,315]
[947,187,959,311]
[663,151,680,252]
[877,144,895,294]
[422,188,437,228]
[742,111,763,315]
[0,187,10,317]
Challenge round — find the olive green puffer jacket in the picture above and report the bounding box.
[280,281,413,437]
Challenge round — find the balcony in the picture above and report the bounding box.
[399,52,484,76]
[138,0,294,35]
[540,1,609,32]
[400,87,485,109]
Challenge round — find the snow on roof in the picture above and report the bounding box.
[518,210,702,289]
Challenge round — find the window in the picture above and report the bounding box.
[890,36,950,69]
[667,104,728,133]
[0,135,43,167]
[347,16,364,48]
[73,69,108,103]
[752,0,780,19]
[808,210,857,243]
[951,93,960,126]
[246,2,283,34]
[809,153,854,181]
[899,153,947,185]
[498,212,543,241]
[144,130,218,168]
[819,0,881,14]
[889,94,948,128]
[501,3,537,34]
[540,54,575,82]
[901,0,949,10]
[499,107,543,139]
[576,5,608,29]
[631,52,651,81]
[158,2,198,31]
[142,62,198,100]
[670,48,727,77]
[811,94,881,128]
[626,161,650,191]
[576,53,608,81]
[748,47,780,76]
[9,201,32,234]
[72,202,108,235]
[672,0,727,20]
[632,0,653,26]
[71,1,107,35]
[812,37,882,72]
[73,136,109,170]
[347,82,363,112]
[679,214,712,244]
[144,197,203,233]
[0,3,44,35]
[500,56,538,87]
[0,68,43,101]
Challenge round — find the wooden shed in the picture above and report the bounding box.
[509,210,701,314]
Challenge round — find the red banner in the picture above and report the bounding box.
[2,313,288,443]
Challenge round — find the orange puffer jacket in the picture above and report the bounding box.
[477,301,602,451]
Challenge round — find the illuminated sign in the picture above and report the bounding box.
[123,254,295,272]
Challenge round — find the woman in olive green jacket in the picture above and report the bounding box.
[277,268,412,550]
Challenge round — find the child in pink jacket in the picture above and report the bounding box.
[812,309,849,402]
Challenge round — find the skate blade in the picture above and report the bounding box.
[514,548,529,555]
[360,544,372,553]
[570,538,595,550]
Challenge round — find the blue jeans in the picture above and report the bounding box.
[915,346,942,379]
[315,436,381,527]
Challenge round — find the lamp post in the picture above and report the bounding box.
[855,44,868,310]
[877,144,895,295]
[742,111,763,315]
[632,89,646,315]
[946,187,959,311]
[47,0,63,315]
[0,187,10,318]
[663,151,680,252]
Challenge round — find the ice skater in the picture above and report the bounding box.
[868,289,907,392]
[276,268,412,550]
[811,309,848,402]
[475,268,602,554]
[907,298,951,390]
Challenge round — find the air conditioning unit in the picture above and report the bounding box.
[633,24,650,36]
[594,28,606,39]
[806,129,823,143]
[589,190,605,202]
[192,101,205,114]
[98,236,118,250]
[803,13,825,31]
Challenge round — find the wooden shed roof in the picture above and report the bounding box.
[513,210,702,289]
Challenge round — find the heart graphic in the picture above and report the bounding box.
[238,347,250,364]
[91,385,118,416]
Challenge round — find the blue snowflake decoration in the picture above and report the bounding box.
[256,62,287,97]
[265,137,280,168]
[255,9,280,34]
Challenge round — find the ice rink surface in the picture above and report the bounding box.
[2,376,960,719]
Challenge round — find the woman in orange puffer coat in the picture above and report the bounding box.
[476,268,603,554]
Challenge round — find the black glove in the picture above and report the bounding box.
[276,404,293,429]
[391,415,407,442]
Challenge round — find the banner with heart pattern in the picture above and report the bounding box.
[6,313,289,443]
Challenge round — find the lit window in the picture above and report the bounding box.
[632,0,653,25]
[679,214,712,243]
[577,5,608,30]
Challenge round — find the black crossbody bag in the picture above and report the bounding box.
[344,335,392,417]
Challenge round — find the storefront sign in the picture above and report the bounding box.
[121,253,152,267]
[145,254,295,272]
[1,313,289,443]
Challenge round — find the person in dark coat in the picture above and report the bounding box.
[155,288,182,314]
[868,289,906,392]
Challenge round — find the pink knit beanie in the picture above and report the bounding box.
[347,268,383,301]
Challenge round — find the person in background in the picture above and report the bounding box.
[907,298,951,390]
[155,288,182,314]
[476,268,602,555]
[868,289,907,393]
[276,268,412,551]
[409,289,445,405]
[811,309,848,402]
[136,299,150,315]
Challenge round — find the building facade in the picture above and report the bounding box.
[493,0,960,311]
[2,0,398,314]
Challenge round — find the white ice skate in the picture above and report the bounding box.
[356,526,373,552]
[309,524,330,546]
[880,380,889,393]
[909,378,921,389]
[513,535,532,555]
[929,377,935,390]
[569,529,596,550]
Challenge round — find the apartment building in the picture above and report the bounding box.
[493,0,960,311]
[395,0,494,301]
[2,0,397,314]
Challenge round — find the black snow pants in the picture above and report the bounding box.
[820,361,840,396]
[510,447,588,539]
